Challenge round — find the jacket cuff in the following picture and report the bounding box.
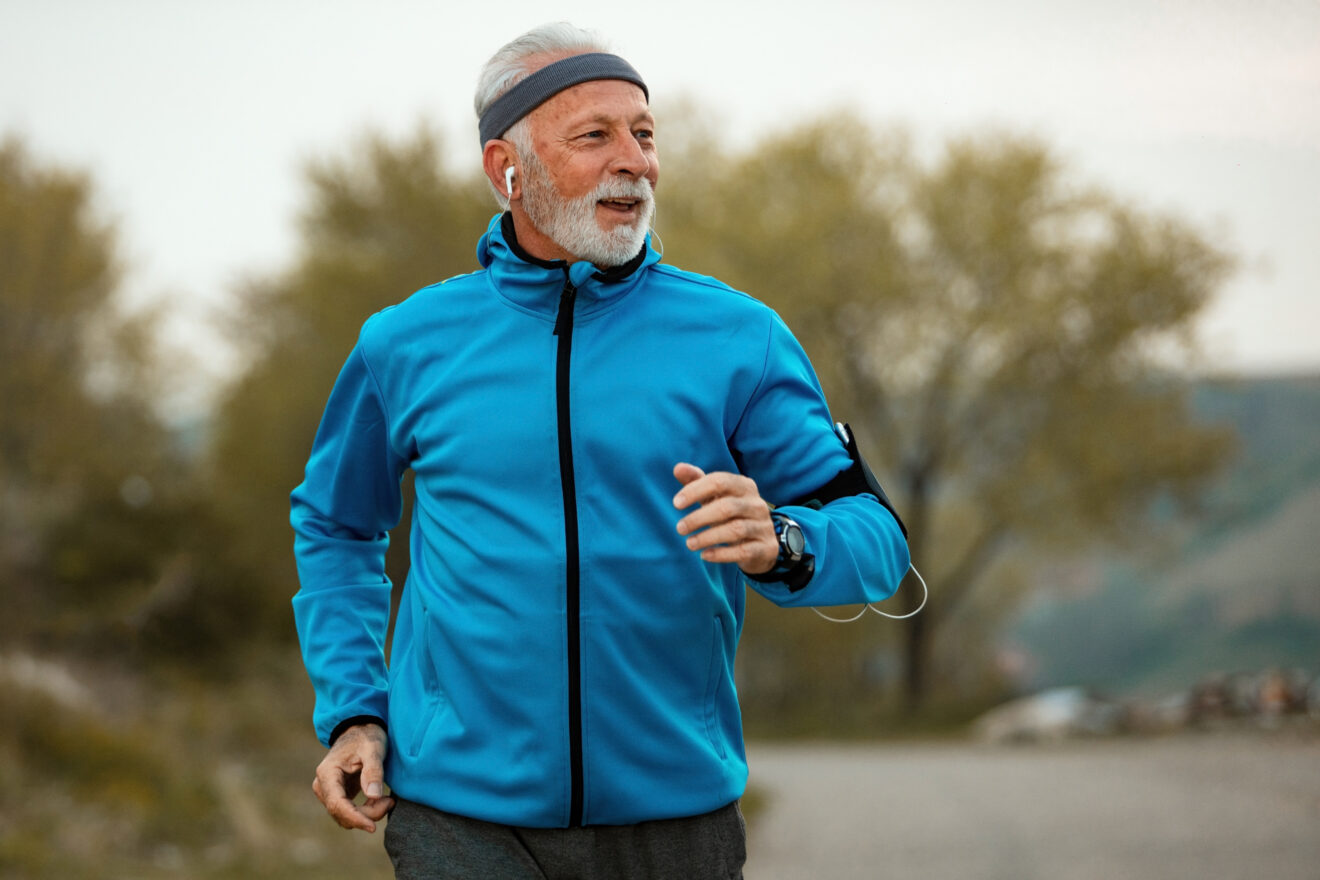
[329,715,388,747]
[743,554,816,592]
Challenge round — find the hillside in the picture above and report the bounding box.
[1006,372,1320,696]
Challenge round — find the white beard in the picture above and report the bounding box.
[520,149,654,267]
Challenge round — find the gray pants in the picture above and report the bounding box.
[385,797,746,880]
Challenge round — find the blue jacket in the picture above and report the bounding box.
[291,213,909,828]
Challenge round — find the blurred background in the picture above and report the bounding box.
[2,1,1317,877]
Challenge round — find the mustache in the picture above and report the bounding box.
[588,176,654,202]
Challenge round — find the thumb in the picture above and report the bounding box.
[359,750,386,800]
[672,462,705,486]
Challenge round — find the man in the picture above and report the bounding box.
[292,22,910,879]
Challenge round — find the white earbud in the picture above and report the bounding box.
[505,166,515,198]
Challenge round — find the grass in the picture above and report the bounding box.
[0,651,392,880]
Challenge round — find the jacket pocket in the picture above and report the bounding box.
[703,615,728,760]
[407,605,446,759]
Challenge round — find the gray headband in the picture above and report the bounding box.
[478,52,649,145]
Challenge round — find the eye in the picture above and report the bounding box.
[634,129,654,141]
[582,130,605,140]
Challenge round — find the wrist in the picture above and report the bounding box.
[744,512,816,591]
[329,715,388,747]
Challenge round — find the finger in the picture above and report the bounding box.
[676,495,735,534]
[327,791,378,832]
[679,497,763,540]
[671,462,706,501]
[673,470,747,510]
[677,489,772,537]
[314,764,347,809]
[695,541,761,565]
[324,752,364,799]
[315,768,371,831]
[684,517,766,551]
[359,749,386,801]
[315,750,374,827]
[360,795,396,823]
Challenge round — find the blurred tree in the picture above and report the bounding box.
[0,137,192,650]
[660,118,1236,709]
[204,127,494,642]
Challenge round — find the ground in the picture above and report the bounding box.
[744,729,1320,879]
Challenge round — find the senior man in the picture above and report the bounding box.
[292,22,910,880]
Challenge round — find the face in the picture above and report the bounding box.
[515,78,659,266]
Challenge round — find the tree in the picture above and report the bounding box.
[0,137,190,649]
[659,117,1236,709]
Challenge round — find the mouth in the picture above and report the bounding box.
[597,197,643,215]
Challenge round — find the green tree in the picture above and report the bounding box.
[0,137,191,650]
[659,117,1236,709]
[205,127,494,641]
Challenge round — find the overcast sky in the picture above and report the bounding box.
[3,0,1317,410]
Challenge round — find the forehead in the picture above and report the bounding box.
[529,79,652,132]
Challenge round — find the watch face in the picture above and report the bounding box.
[783,523,805,557]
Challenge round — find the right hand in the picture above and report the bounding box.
[673,463,778,575]
[312,722,395,832]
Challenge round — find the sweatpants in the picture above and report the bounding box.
[385,797,746,880]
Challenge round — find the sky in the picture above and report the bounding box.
[3,0,1318,411]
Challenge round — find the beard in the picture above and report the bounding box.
[519,148,654,268]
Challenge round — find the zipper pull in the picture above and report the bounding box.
[554,278,577,336]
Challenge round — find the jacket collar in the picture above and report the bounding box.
[476,212,661,320]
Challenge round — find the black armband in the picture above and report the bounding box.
[787,423,908,539]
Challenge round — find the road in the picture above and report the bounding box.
[743,733,1320,879]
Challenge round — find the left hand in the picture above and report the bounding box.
[673,463,778,575]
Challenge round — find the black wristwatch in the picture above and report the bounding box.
[773,513,807,568]
[746,511,816,592]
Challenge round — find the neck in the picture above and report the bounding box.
[508,204,578,264]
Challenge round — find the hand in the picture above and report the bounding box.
[673,463,778,575]
[312,722,395,833]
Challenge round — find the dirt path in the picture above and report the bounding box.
[743,733,1320,879]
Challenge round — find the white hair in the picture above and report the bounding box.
[475,23,612,209]
[474,23,611,119]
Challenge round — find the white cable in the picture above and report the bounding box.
[811,564,928,623]
[868,564,927,619]
[810,603,870,623]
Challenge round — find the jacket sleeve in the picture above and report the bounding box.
[730,313,910,608]
[290,333,409,745]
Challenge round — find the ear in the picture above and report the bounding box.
[482,139,519,201]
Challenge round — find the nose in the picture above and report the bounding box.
[609,133,651,179]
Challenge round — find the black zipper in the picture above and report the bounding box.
[553,274,584,827]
